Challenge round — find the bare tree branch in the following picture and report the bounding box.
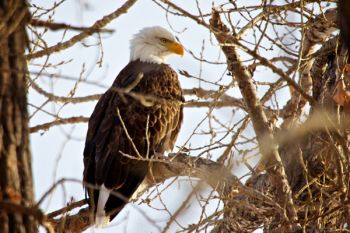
[30,116,89,133]
[26,0,137,60]
[209,9,299,230]
[30,18,115,33]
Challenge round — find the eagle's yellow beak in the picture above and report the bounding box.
[167,41,184,57]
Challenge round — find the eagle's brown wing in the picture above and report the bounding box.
[83,60,183,220]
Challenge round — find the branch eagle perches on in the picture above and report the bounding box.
[39,154,240,232]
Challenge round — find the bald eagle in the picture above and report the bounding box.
[83,26,184,226]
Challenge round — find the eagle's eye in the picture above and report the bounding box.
[159,37,169,43]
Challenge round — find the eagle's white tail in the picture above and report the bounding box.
[95,184,110,228]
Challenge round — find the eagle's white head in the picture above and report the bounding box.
[130,26,184,64]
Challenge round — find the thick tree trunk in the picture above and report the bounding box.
[0,1,36,233]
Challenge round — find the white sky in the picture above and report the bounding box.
[27,0,293,232]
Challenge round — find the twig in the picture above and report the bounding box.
[30,116,89,133]
[158,0,209,28]
[47,199,87,219]
[30,18,115,33]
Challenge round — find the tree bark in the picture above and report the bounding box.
[0,1,36,232]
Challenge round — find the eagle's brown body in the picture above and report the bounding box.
[83,60,183,221]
